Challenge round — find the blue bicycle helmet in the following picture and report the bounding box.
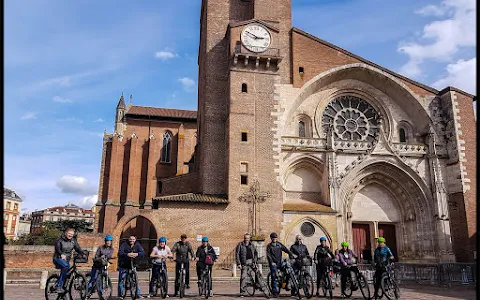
[202,236,209,242]
[159,236,167,243]
[105,235,113,241]
[320,237,327,242]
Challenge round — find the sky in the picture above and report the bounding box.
[5,0,476,213]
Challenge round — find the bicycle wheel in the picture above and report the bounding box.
[45,274,60,300]
[129,272,138,300]
[160,272,168,299]
[381,275,400,300]
[203,271,211,299]
[358,273,371,300]
[179,270,186,298]
[325,275,333,299]
[301,274,314,299]
[120,273,128,299]
[266,271,275,295]
[244,268,255,296]
[96,273,112,300]
[342,277,353,298]
[256,269,271,299]
[68,272,88,300]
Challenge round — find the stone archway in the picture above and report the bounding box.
[283,217,333,254]
[338,159,439,262]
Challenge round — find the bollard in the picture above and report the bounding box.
[232,263,237,277]
[3,269,6,290]
[461,269,469,285]
[40,271,49,289]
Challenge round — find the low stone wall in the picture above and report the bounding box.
[4,233,104,269]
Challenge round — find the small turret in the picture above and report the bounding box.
[115,92,126,134]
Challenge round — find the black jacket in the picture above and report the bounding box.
[195,245,217,268]
[314,245,334,263]
[172,241,195,263]
[53,234,83,262]
[118,241,145,268]
[235,241,258,266]
[266,242,293,266]
[93,245,115,268]
[290,242,310,259]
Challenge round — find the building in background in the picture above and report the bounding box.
[17,214,32,237]
[30,203,95,234]
[4,187,23,240]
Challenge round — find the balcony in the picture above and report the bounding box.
[233,44,282,69]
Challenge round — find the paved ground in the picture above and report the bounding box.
[4,282,476,300]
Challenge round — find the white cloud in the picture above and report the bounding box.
[155,49,177,60]
[53,96,72,103]
[57,117,83,123]
[94,118,105,123]
[398,0,476,77]
[56,175,97,195]
[432,58,476,94]
[75,194,98,209]
[20,112,37,120]
[178,77,196,92]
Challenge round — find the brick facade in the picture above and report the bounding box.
[96,0,476,264]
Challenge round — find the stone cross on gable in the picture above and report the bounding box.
[238,179,271,237]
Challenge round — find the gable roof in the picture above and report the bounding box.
[230,19,280,33]
[126,106,197,120]
[292,27,474,98]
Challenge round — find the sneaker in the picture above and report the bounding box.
[209,291,213,297]
[173,293,178,297]
[186,284,190,289]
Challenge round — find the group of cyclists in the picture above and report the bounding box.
[52,227,395,299]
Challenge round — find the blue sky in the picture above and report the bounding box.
[5,0,476,213]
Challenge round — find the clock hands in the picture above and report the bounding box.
[245,31,265,40]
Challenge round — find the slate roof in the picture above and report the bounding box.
[126,106,197,120]
[153,193,228,204]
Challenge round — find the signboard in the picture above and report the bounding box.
[213,247,220,256]
[196,235,203,242]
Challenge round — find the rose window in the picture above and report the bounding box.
[321,95,380,143]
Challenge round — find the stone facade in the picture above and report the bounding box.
[97,0,476,265]
[30,203,94,234]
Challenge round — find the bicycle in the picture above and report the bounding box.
[267,259,301,299]
[45,250,89,300]
[120,257,139,300]
[174,259,187,298]
[86,257,115,300]
[295,257,314,299]
[318,263,334,299]
[340,263,370,299]
[375,261,400,300]
[151,258,169,298]
[198,264,212,298]
[243,259,271,298]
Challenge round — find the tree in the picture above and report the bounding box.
[41,219,94,233]
[12,227,61,245]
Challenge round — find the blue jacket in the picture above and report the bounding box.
[118,241,145,268]
[374,246,393,267]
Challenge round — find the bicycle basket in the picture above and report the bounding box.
[74,250,90,263]
[301,257,313,266]
[205,255,214,265]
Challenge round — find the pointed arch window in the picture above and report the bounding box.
[399,128,407,143]
[161,132,172,163]
[298,121,306,137]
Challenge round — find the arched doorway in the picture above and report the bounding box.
[121,215,157,256]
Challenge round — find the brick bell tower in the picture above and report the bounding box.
[197,0,292,236]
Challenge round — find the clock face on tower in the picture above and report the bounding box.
[241,24,272,53]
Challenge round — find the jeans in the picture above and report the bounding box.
[53,258,70,289]
[174,260,190,294]
[118,267,142,297]
[149,262,168,294]
[88,266,100,291]
[270,265,279,294]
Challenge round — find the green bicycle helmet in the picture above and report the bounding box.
[377,237,386,243]
[341,241,349,247]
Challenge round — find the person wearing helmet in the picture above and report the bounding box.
[373,237,394,298]
[87,235,115,297]
[195,237,217,297]
[172,234,195,296]
[338,242,359,297]
[148,236,173,297]
[314,237,334,296]
[266,232,294,296]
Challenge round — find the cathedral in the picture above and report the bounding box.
[95,0,476,264]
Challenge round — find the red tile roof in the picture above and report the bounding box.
[126,106,197,119]
[153,193,228,204]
